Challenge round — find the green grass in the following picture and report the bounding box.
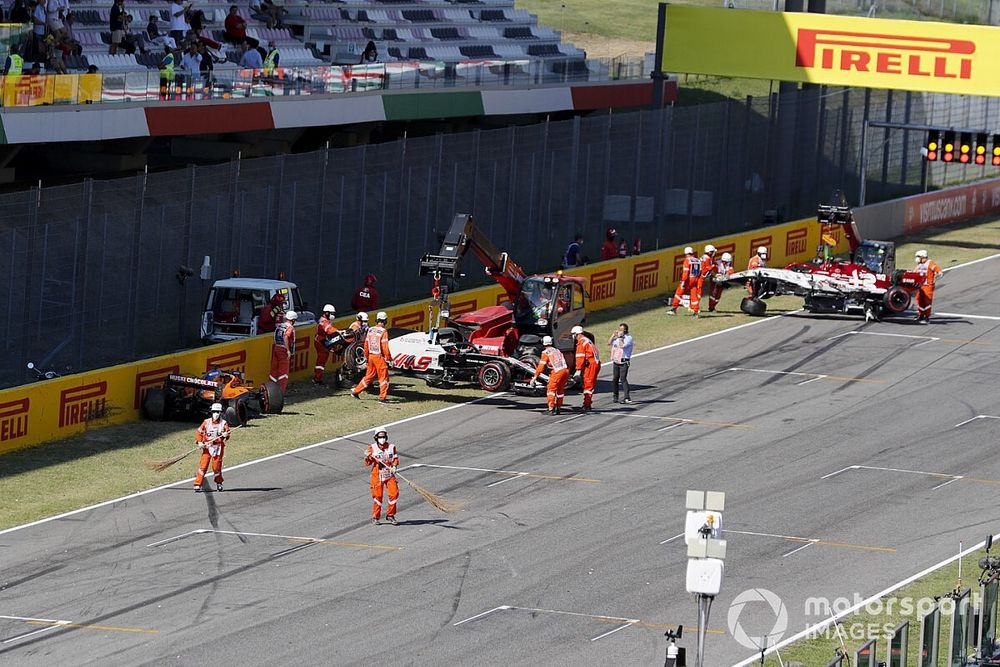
[766,550,988,666]
[1,215,998,530]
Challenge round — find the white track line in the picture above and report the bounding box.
[821,465,858,480]
[590,622,638,642]
[935,312,1000,321]
[5,251,996,538]
[732,535,996,666]
[955,415,1000,428]
[453,606,509,626]
[659,533,685,545]
[781,543,815,558]
[826,331,938,342]
[854,465,960,479]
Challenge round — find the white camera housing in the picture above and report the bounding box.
[686,558,724,596]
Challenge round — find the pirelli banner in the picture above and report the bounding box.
[660,4,997,97]
[0,216,842,455]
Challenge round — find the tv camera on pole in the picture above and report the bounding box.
[685,490,727,667]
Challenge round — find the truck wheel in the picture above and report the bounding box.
[883,286,911,314]
[143,388,167,420]
[478,361,511,392]
[261,380,284,414]
[740,297,767,317]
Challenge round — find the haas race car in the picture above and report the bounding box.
[724,203,927,321]
[342,213,588,393]
[142,368,284,427]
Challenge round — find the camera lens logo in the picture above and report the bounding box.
[727,588,788,650]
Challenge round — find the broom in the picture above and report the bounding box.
[143,445,201,473]
[395,471,463,514]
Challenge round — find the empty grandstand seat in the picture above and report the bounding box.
[64,54,89,71]
[380,28,400,41]
[407,46,427,59]
[527,43,560,57]
[479,9,509,21]
[388,46,403,59]
[460,44,495,58]
[503,26,534,39]
[431,27,461,40]
[402,9,436,22]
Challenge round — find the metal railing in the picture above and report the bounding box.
[0,56,648,108]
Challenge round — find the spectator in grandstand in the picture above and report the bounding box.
[561,233,584,269]
[3,41,23,76]
[169,0,191,44]
[62,12,81,54]
[238,39,261,68]
[180,39,201,80]
[86,63,97,73]
[144,14,176,51]
[45,0,67,37]
[186,4,206,37]
[43,33,66,72]
[9,0,30,24]
[360,40,378,64]
[28,60,40,74]
[250,0,283,29]
[351,274,380,313]
[197,40,212,86]
[262,38,279,76]
[120,13,139,55]
[224,5,257,46]
[30,0,45,60]
[159,45,176,98]
[108,0,125,55]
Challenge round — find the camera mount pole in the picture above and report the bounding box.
[696,594,713,667]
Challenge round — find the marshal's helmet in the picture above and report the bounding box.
[542,335,553,346]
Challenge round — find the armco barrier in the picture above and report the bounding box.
[0,215,843,456]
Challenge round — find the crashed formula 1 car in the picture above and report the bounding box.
[724,203,926,321]
[142,368,284,427]
[341,213,588,393]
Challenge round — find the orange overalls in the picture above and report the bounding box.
[269,319,295,393]
[575,335,601,409]
[746,254,766,296]
[708,258,734,312]
[915,259,941,321]
[194,416,230,489]
[313,315,339,383]
[353,325,391,400]
[694,252,716,314]
[365,442,399,520]
[671,254,702,313]
[532,345,569,412]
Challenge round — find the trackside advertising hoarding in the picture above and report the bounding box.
[660,5,1000,97]
[0,217,842,455]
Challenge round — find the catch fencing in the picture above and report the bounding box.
[2,83,999,387]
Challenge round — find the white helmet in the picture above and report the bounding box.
[684,246,695,255]
[721,252,733,263]
[374,426,388,445]
[323,304,336,315]
[542,335,553,346]
[757,246,768,256]
[705,244,716,254]
[915,249,928,259]
[357,312,369,322]
[376,311,388,323]
[285,310,298,321]
[570,325,584,335]
[210,402,223,414]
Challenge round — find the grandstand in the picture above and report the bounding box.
[45,0,584,74]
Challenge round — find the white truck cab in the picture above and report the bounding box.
[200,278,316,344]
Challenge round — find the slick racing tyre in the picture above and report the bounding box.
[342,341,367,381]
[143,388,167,420]
[224,399,249,427]
[261,380,284,414]
[882,286,911,314]
[477,361,511,393]
[740,297,767,317]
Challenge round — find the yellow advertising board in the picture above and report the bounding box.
[0,216,843,456]
[662,5,998,97]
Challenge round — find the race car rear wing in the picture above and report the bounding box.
[817,204,861,253]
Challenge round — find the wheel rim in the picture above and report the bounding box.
[483,367,501,387]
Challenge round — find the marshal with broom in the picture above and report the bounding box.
[364,426,460,523]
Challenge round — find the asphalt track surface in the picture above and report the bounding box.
[4,257,1000,666]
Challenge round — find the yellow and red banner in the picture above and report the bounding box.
[662,5,999,97]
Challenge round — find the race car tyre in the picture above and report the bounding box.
[740,297,767,317]
[477,361,511,393]
[143,388,167,420]
[882,286,911,314]
[342,341,367,381]
[518,354,540,375]
[261,380,284,415]
[224,399,249,428]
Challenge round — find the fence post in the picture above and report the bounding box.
[879,89,893,200]
[567,115,581,239]
[75,179,94,370]
[177,165,196,347]
[900,91,912,190]
[127,169,147,359]
[315,143,330,292]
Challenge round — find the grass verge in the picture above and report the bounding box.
[764,547,991,666]
[1,215,998,531]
